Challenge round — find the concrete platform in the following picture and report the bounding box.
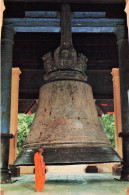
[1,165,129,195]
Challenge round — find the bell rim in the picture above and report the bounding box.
[14,146,122,166]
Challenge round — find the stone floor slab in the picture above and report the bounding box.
[1,172,129,195]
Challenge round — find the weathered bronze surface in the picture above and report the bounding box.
[14,81,121,165]
[14,4,121,165]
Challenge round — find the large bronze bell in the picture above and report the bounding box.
[14,4,121,166]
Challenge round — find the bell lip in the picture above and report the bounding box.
[13,147,122,166]
[14,161,122,166]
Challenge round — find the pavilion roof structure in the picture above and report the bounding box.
[3,1,126,115]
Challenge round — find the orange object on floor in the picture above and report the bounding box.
[34,152,45,192]
[127,188,129,195]
[0,190,4,195]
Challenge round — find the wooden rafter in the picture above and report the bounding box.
[4,17,124,33]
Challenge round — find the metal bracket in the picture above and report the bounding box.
[1,133,14,139]
[119,132,129,137]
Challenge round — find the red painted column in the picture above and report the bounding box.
[111,68,122,158]
[9,68,21,165]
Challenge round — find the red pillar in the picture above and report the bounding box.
[111,68,122,158]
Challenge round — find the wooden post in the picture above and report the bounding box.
[116,25,129,181]
[1,23,14,182]
[111,68,122,158]
[0,0,5,39]
[9,68,21,165]
[125,0,129,41]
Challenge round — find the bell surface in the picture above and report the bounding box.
[14,80,121,165]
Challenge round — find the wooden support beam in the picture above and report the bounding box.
[4,18,124,33]
[18,99,35,113]
[25,11,106,18]
[24,99,38,114]
[4,18,124,27]
[95,99,114,113]
[18,99,38,114]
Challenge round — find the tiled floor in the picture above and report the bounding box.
[1,166,129,195]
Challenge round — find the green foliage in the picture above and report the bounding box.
[17,113,35,154]
[99,114,115,148]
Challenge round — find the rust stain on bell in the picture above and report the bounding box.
[14,4,121,165]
